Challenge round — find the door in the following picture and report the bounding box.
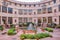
[38,19,41,26]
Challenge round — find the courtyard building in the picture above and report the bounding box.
[0,0,60,26]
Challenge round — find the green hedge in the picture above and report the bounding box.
[8,28,16,35]
[10,24,15,28]
[0,25,3,31]
[44,28,53,32]
[20,33,52,39]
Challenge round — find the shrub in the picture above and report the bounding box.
[47,23,57,28]
[0,25,3,31]
[10,24,15,28]
[44,28,53,32]
[20,34,35,39]
[20,34,26,39]
[23,23,28,26]
[8,28,16,35]
[35,33,51,39]
[20,33,52,39]
[22,22,34,27]
[25,34,35,39]
[19,23,23,27]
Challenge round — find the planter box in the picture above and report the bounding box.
[24,39,37,40]
[23,30,36,34]
[20,39,40,40]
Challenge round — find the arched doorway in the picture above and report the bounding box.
[2,17,7,24]
[38,18,41,26]
[2,17,8,28]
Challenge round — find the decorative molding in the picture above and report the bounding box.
[2,0,8,6]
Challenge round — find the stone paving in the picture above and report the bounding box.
[0,28,60,40]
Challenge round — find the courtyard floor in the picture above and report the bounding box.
[0,28,60,40]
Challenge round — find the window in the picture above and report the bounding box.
[42,8,46,14]
[28,10,32,13]
[28,9,32,15]
[15,19,17,22]
[2,1,8,6]
[2,6,7,13]
[8,2,12,5]
[15,11,17,14]
[29,5,31,7]
[54,9,56,13]
[34,4,36,7]
[24,9,27,15]
[15,3,17,6]
[48,7,52,13]
[55,19,57,22]
[38,4,40,7]
[48,17,52,23]
[20,4,22,6]
[24,17,27,23]
[19,9,23,15]
[19,17,22,23]
[29,13,32,15]
[29,18,32,22]
[59,5,60,11]
[34,12,36,15]
[48,2,50,5]
[24,5,26,7]
[43,17,46,22]
[37,9,41,14]
[24,13,27,15]
[8,17,12,24]
[53,0,56,3]
[8,7,13,13]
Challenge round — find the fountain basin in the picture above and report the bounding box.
[22,23,36,34]
[23,30,36,34]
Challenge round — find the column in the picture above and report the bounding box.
[41,17,43,23]
[1,16,3,24]
[0,16,1,24]
[46,17,48,23]
[7,17,8,24]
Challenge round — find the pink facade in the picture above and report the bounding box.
[0,0,60,25]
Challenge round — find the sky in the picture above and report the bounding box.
[16,0,41,2]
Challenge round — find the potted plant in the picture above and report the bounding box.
[10,24,15,28]
[44,28,53,32]
[7,28,16,35]
[23,23,28,27]
[0,25,3,31]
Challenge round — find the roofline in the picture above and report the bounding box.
[7,0,52,5]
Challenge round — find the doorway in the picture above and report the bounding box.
[38,18,41,26]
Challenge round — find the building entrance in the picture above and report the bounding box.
[38,18,41,26]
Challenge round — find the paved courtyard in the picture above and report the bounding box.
[0,28,60,40]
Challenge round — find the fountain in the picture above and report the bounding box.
[23,23,36,34]
[27,23,36,30]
